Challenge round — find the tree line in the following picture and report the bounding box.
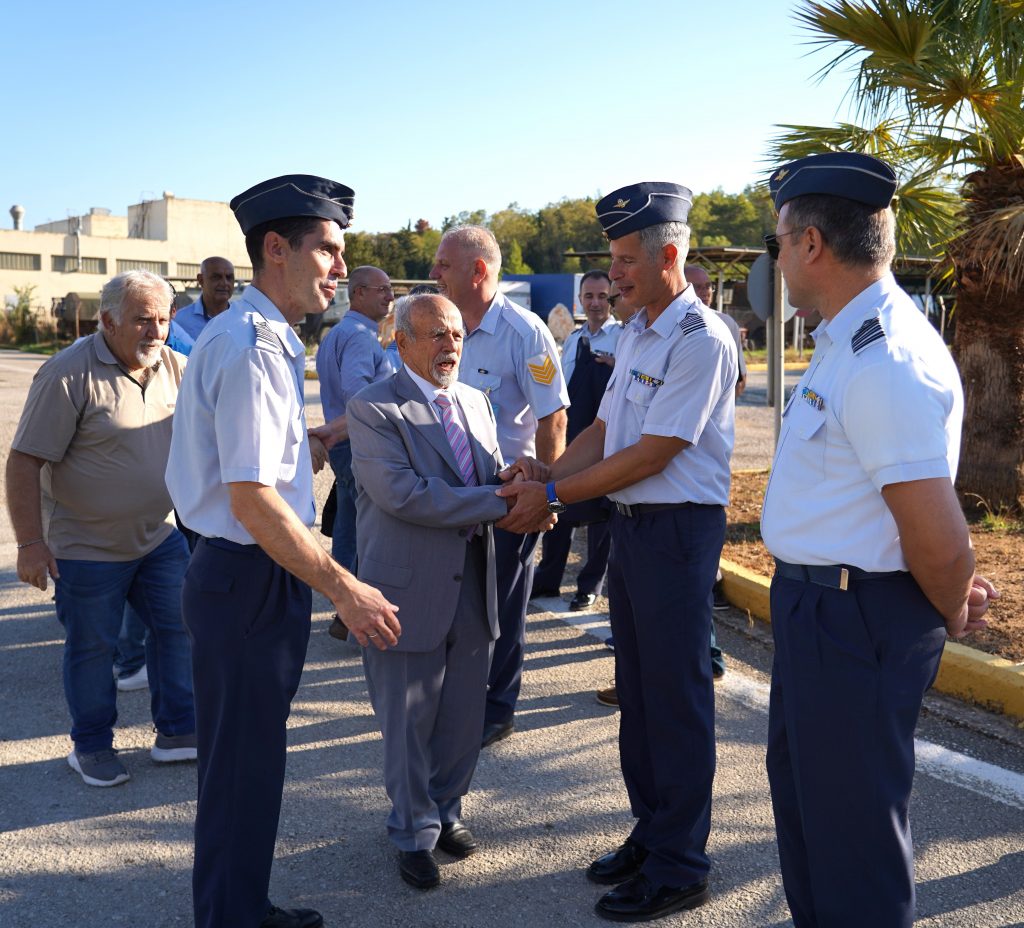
[341,186,778,280]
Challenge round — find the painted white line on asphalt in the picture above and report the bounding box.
[550,605,1024,812]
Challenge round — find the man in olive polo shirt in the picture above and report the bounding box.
[6,269,197,788]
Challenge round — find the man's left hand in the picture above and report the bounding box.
[309,435,328,474]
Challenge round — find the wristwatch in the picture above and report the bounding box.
[546,482,567,514]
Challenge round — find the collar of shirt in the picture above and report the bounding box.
[811,273,895,350]
[196,296,210,321]
[94,330,163,375]
[344,309,379,332]
[405,365,447,404]
[474,292,505,336]
[238,285,304,358]
[629,288,697,338]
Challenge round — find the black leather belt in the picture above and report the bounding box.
[614,501,695,518]
[774,559,905,592]
[201,536,261,553]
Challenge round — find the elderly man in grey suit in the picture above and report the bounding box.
[347,293,553,891]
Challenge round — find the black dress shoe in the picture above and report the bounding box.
[595,874,709,922]
[530,587,560,599]
[586,839,649,885]
[437,821,479,858]
[481,720,514,748]
[569,592,597,611]
[260,904,324,928]
[398,849,440,889]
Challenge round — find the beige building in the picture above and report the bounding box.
[1,193,252,317]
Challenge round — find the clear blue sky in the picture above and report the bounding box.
[3,0,858,233]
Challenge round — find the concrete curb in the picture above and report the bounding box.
[719,557,1024,722]
[745,362,810,372]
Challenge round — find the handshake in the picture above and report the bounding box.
[493,457,559,534]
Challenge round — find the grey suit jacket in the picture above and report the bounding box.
[347,367,509,652]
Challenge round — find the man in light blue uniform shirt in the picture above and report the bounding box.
[316,264,395,574]
[760,152,996,928]
[430,225,568,748]
[174,256,236,342]
[166,174,401,928]
[533,269,620,611]
[498,183,736,922]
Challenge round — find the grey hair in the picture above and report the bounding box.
[638,221,690,267]
[441,225,501,272]
[784,195,895,269]
[100,270,173,323]
[393,295,416,338]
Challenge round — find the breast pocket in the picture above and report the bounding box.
[464,372,502,414]
[788,403,827,483]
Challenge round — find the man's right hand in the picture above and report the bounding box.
[335,579,401,650]
[499,456,550,483]
[17,541,59,592]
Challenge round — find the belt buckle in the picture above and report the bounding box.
[839,567,849,592]
[617,502,634,517]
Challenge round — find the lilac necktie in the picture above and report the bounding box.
[435,394,478,486]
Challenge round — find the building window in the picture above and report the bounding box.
[0,252,42,271]
[116,259,168,275]
[177,262,200,278]
[51,256,108,274]
[235,265,253,281]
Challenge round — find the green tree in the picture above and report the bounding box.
[769,0,1024,510]
[504,239,533,274]
[10,284,37,345]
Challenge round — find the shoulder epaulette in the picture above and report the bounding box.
[851,316,885,355]
[253,317,283,354]
[677,311,707,337]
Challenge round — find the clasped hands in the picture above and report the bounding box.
[494,457,556,534]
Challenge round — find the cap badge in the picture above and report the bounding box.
[774,168,789,182]
[614,198,630,209]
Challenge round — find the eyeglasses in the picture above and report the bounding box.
[360,284,393,294]
[763,229,803,260]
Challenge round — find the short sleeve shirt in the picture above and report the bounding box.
[12,333,185,561]
[315,309,394,422]
[597,288,737,506]
[761,274,963,571]
[166,287,313,544]
[174,297,219,342]
[459,292,569,460]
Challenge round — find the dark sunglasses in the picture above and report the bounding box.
[763,228,803,259]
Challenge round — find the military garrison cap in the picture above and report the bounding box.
[595,182,693,240]
[769,152,897,211]
[229,174,355,234]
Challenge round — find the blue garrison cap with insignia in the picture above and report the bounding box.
[769,152,897,211]
[229,174,356,234]
[595,182,693,240]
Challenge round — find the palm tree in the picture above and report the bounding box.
[768,0,1024,511]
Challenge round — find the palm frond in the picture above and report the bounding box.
[954,200,1024,292]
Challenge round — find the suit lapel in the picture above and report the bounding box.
[395,368,462,480]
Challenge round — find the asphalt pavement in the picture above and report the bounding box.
[1,351,1023,927]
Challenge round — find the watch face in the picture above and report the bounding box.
[548,501,567,514]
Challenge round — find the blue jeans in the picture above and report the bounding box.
[114,606,148,677]
[55,529,195,753]
[328,441,358,573]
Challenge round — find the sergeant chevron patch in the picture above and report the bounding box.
[527,354,557,385]
[851,316,885,354]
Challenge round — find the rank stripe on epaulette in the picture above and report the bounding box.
[527,355,557,385]
[253,319,282,353]
[677,313,706,337]
[851,317,885,354]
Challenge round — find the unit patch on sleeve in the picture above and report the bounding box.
[677,312,707,337]
[253,317,283,354]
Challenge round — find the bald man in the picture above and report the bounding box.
[175,257,236,342]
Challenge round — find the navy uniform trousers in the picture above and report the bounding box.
[767,570,946,928]
[183,537,313,928]
[484,528,539,728]
[607,503,724,888]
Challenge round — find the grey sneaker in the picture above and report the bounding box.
[115,665,149,692]
[67,748,130,787]
[151,731,198,763]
